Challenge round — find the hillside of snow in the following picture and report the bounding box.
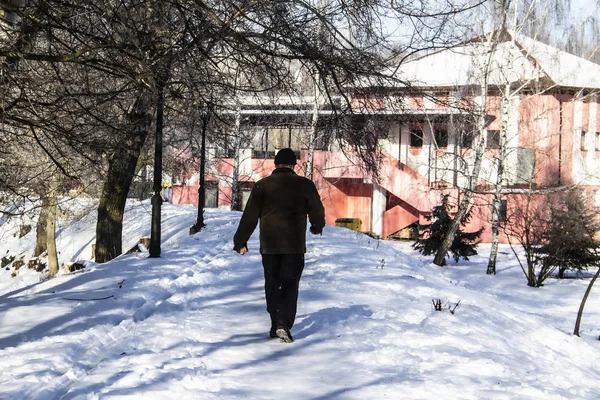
[1,200,600,399]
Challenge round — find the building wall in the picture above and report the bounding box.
[171,89,600,243]
[517,93,562,186]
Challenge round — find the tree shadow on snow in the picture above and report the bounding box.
[294,304,373,340]
[201,304,374,376]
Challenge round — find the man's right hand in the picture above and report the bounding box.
[235,245,248,255]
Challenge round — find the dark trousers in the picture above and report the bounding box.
[261,254,305,330]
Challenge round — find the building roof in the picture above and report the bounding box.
[390,30,600,90]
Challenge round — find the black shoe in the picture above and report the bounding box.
[269,327,278,338]
[275,326,294,343]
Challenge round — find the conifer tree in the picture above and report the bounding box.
[538,189,600,278]
[413,195,483,266]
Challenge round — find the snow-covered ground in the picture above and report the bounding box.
[1,200,600,399]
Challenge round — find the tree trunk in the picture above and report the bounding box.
[487,205,500,274]
[46,174,59,277]
[487,84,511,274]
[231,109,243,211]
[558,267,566,279]
[34,195,49,257]
[433,81,488,266]
[574,266,600,336]
[432,24,506,267]
[95,94,150,263]
[305,73,321,181]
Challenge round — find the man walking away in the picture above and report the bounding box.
[233,148,325,343]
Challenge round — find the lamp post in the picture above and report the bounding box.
[190,105,210,235]
[149,80,165,258]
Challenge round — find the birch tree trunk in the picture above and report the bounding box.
[487,84,511,274]
[46,174,59,277]
[305,74,321,181]
[305,0,327,181]
[433,72,489,266]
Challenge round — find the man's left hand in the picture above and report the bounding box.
[236,245,248,255]
[310,226,322,235]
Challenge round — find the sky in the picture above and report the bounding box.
[380,0,600,55]
[2,200,600,399]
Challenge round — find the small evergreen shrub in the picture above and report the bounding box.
[537,189,600,278]
[413,195,483,265]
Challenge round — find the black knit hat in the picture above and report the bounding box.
[274,148,297,165]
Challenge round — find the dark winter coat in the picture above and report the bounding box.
[233,168,325,254]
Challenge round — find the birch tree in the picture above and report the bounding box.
[486,0,575,274]
[433,32,498,266]
[486,0,512,274]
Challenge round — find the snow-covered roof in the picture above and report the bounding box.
[390,31,600,90]
[514,32,600,89]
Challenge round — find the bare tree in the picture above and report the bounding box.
[2,0,494,265]
[503,188,552,287]
[485,0,590,274]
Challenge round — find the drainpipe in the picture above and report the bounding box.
[558,93,563,186]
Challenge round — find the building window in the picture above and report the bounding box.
[434,128,448,148]
[253,127,287,159]
[289,127,307,150]
[486,130,500,149]
[253,128,273,158]
[581,131,587,151]
[595,132,600,151]
[410,129,423,147]
[272,126,292,149]
[252,125,310,157]
[461,130,474,148]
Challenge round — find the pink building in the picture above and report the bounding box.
[173,31,600,243]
